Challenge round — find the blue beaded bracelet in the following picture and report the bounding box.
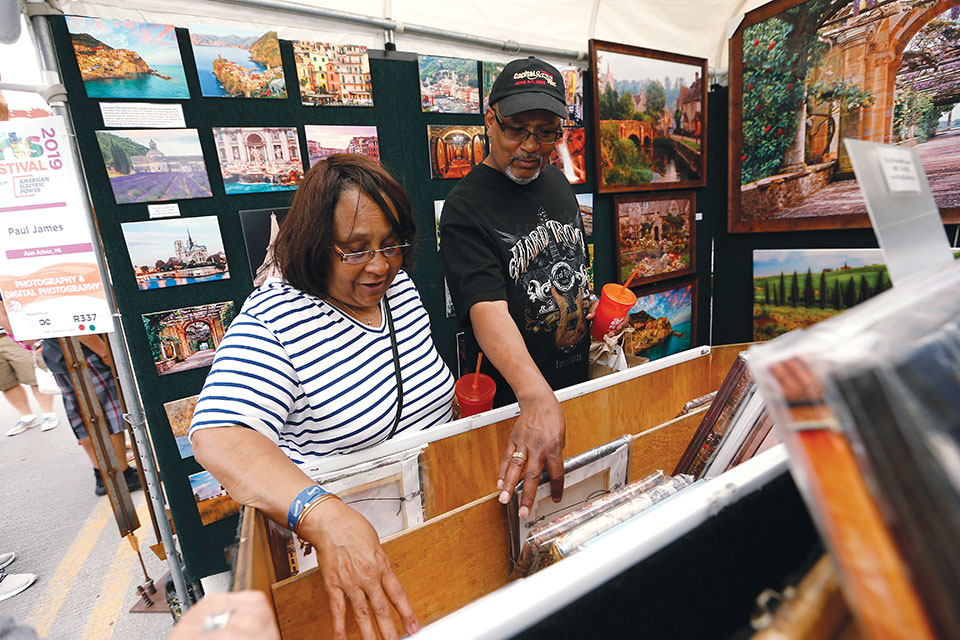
[287,484,330,532]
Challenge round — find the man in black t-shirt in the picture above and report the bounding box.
[440,57,596,521]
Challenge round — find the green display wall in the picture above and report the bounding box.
[47,15,712,580]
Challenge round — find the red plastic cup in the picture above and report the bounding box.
[591,283,638,341]
[455,373,497,417]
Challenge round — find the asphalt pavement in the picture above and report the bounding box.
[0,385,173,639]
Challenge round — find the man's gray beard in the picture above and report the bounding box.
[504,157,543,185]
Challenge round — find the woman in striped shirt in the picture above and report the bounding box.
[190,155,454,640]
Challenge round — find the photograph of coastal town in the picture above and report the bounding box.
[163,394,199,458]
[121,216,230,291]
[625,280,694,363]
[188,470,241,526]
[592,42,706,192]
[419,55,479,113]
[212,127,303,194]
[188,23,286,98]
[142,301,236,376]
[66,17,189,99]
[95,129,212,204]
[303,125,379,167]
[427,124,486,179]
[292,41,373,106]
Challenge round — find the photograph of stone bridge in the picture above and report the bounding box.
[733,0,960,231]
[591,40,706,192]
[142,301,236,376]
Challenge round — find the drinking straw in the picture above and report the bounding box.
[621,264,642,292]
[472,353,484,390]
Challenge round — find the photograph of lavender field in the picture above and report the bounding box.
[96,129,212,204]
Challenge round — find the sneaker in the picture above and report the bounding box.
[123,466,142,493]
[0,571,37,601]
[6,416,39,437]
[40,415,58,431]
[93,469,107,496]
[0,553,14,570]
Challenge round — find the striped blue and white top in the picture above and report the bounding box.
[189,270,455,463]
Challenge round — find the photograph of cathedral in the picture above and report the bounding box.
[120,216,230,290]
[95,128,212,204]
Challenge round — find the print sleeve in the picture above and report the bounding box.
[188,314,299,444]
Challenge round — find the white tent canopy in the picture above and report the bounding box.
[43,0,772,72]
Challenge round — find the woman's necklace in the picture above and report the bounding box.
[325,298,380,326]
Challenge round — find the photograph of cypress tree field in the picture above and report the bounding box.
[753,249,890,340]
[188,23,286,98]
[730,1,960,232]
[589,39,706,193]
[65,17,189,99]
[95,129,212,204]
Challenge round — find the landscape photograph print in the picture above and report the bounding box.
[188,23,286,98]
[729,0,960,232]
[142,301,235,376]
[95,128,212,204]
[65,17,189,99]
[590,39,707,193]
[304,125,379,167]
[292,41,373,106]
[121,216,229,290]
[624,279,695,363]
[189,470,241,526]
[615,191,695,286]
[163,394,199,458]
[419,55,480,113]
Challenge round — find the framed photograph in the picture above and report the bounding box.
[212,127,303,194]
[304,125,379,167]
[292,41,373,107]
[481,61,505,112]
[728,1,960,232]
[121,216,229,290]
[753,248,894,341]
[625,278,696,363]
[615,191,695,286]
[95,129,212,204]
[427,125,487,179]
[188,24,286,99]
[189,470,241,526]
[163,394,199,458]
[559,65,585,127]
[142,301,236,376]
[576,193,593,237]
[433,200,444,251]
[238,207,289,286]
[550,127,586,185]
[65,17,189,100]
[419,55,480,113]
[589,39,707,193]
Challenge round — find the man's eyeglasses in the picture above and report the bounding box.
[332,243,411,265]
[492,109,563,145]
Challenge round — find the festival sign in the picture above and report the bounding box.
[0,116,114,339]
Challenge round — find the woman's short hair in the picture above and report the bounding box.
[274,154,416,299]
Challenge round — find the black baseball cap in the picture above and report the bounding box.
[488,56,567,119]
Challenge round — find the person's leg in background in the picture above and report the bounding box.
[0,335,58,435]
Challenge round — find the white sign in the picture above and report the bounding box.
[99,102,186,128]
[877,146,921,193]
[148,203,182,219]
[0,116,114,338]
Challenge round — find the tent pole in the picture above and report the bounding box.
[217,0,586,60]
[26,11,193,615]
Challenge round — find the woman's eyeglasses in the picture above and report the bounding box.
[492,109,563,145]
[332,243,411,264]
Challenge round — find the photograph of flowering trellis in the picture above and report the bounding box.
[615,191,695,286]
[729,0,960,232]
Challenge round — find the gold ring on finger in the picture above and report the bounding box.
[511,450,528,463]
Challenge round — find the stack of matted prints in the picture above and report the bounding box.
[511,470,694,578]
[749,261,960,640]
[673,353,778,480]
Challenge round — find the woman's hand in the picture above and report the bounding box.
[300,499,418,640]
[166,590,279,640]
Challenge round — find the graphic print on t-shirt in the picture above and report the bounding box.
[501,207,590,349]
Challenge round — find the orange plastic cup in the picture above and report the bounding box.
[591,283,638,340]
[455,373,497,417]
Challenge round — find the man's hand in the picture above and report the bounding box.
[166,590,280,640]
[497,391,566,517]
[302,498,419,640]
